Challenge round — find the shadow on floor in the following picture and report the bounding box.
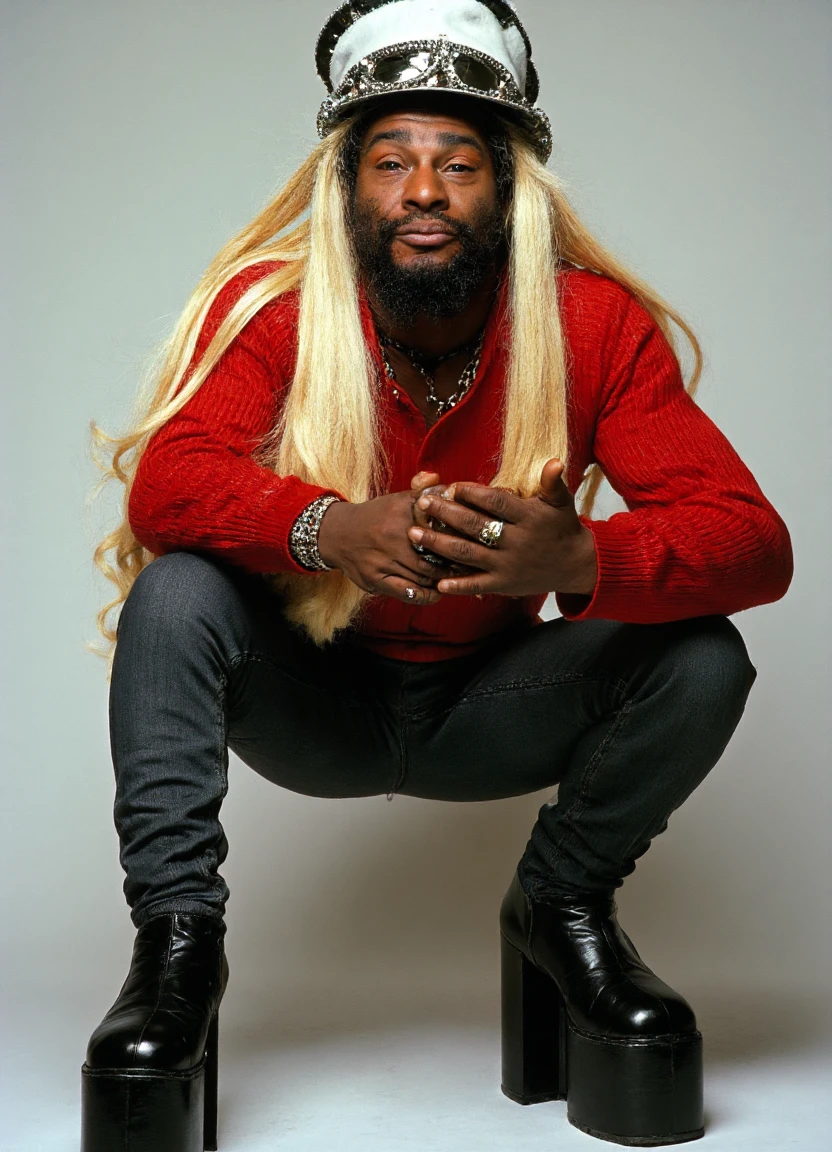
[211,981,828,1144]
[220,980,826,1068]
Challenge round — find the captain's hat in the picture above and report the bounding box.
[315,0,552,161]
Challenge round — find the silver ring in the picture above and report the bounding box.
[478,519,504,548]
[412,543,446,566]
[405,587,417,601]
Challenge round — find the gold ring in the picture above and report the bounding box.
[478,519,504,548]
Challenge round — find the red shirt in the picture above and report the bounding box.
[128,260,793,660]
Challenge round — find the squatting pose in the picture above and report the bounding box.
[82,2,793,1148]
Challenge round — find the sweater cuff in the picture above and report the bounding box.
[554,515,636,622]
[253,478,347,575]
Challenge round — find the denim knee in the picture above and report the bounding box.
[665,614,758,717]
[117,551,247,650]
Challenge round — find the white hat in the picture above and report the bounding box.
[315,0,552,160]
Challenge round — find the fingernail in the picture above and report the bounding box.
[441,488,454,500]
[417,497,431,510]
[409,527,425,543]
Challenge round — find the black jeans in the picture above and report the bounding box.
[109,552,757,927]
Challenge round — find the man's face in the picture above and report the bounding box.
[350,105,505,324]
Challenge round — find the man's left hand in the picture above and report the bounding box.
[407,459,598,598]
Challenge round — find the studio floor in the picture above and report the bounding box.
[3,978,829,1152]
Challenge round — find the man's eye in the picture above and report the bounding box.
[378,161,403,170]
[446,163,474,173]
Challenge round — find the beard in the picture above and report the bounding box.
[349,198,505,326]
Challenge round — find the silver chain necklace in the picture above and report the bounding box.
[379,330,485,418]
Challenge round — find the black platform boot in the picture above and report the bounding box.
[500,869,704,1147]
[81,913,229,1152]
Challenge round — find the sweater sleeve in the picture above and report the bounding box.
[128,266,343,575]
[555,293,794,622]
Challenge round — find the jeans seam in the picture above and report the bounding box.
[196,665,230,901]
[228,650,325,691]
[228,650,368,702]
[403,672,629,723]
[545,698,634,876]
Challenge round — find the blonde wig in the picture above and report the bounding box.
[90,113,702,672]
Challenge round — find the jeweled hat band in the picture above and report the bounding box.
[315,0,552,162]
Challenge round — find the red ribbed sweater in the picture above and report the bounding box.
[128,260,793,661]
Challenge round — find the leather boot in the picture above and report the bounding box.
[81,913,228,1152]
[500,868,704,1146]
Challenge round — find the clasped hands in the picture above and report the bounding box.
[316,458,598,606]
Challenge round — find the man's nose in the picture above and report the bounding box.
[401,163,450,213]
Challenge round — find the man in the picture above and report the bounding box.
[82,2,793,1149]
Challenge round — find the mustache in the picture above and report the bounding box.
[375,211,473,242]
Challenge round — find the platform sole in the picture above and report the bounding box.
[500,933,704,1146]
[81,1013,218,1151]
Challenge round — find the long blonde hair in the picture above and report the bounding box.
[90,113,702,672]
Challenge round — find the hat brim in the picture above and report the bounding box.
[318,86,552,162]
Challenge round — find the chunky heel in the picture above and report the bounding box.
[500,931,566,1104]
[566,1024,704,1146]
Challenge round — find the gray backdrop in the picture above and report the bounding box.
[2,2,830,1149]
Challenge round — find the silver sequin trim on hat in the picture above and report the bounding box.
[317,36,552,161]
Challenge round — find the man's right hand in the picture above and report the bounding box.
[316,491,449,606]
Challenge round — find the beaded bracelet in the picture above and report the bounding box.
[288,494,341,572]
